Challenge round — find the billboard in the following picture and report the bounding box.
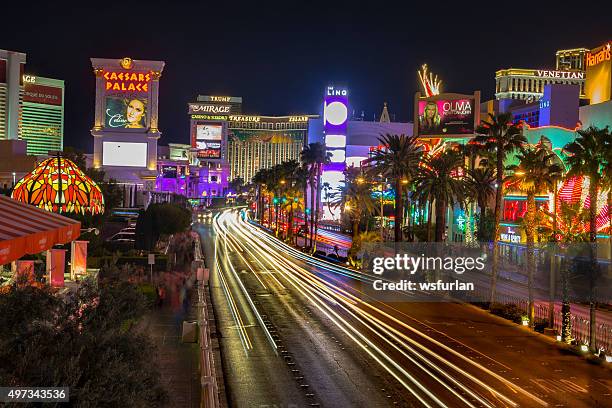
[417,97,475,137]
[23,83,63,106]
[196,124,222,141]
[102,141,147,167]
[192,122,223,159]
[105,96,148,129]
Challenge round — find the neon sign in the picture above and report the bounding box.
[103,71,151,92]
[535,70,585,79]
[229,115,260,122]
[190,104,230,114]
[586,43,611,67]
[210,96,231,102]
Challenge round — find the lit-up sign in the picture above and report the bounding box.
[326,86,348,96]
[210,96,231,102]
[417,97,475,136]
[105,96,148,129]
[500,227,521,243]
[103,71,151,92]
[22,75,36,84]
[196,124,222,141]
[586,43,611,67]
[189,103,231,114]
[289,116,309,122]
[191,114,228,121]
[229,115,260,122]
[24,84,63,106]
[535,70,585,79]
[325,134,346,148]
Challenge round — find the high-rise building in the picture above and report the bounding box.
[21,76,64,155]
[584,41,612,105]
[227,114,313,183]
[0,49,26,141]
[556,48,589,71]
[495,68,585,101]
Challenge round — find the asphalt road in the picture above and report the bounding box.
[196,209,612,408]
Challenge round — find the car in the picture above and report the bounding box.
[108,232,135,242]
[198,209,213,222]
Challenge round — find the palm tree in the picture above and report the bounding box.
[252,169,270,223]
[333,168,378,242]
[364,134,423,242]
[564,126,610,351]
[507,147,563,328]
[474,112,525,305]
[465,167,496,240]
[414,151,465,241]
[301,142,330,249]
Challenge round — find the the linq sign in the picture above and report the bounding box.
[327,86,347,96]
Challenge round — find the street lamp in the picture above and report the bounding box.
[12,172,16,186]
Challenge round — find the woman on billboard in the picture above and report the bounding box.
[125,98,147,128]
[419,101,441,134]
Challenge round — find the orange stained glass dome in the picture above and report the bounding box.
[11,156,105,215]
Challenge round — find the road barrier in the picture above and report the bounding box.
[192,231,220,408]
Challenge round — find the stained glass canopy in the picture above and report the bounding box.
[11,156,105,215]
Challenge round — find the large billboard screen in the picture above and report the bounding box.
[196,124,222,141]
[105,96,148,129]
[417,98,475,136]
[102,141,147,167]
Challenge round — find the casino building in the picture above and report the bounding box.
[21,76,64,155]
[154,95,316,201]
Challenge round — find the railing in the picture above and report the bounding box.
[192,231,220,408]
[472,286,612,353]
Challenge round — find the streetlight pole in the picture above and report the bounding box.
[379,175,385,241]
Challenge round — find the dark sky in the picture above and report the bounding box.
[1,2,610,152]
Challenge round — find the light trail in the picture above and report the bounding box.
[215,209,554,407]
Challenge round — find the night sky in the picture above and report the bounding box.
[1,3,609,152]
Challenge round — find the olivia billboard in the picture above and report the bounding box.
[416,96,476,137]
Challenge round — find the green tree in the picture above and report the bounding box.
[465,167,496,240]
[364,134,423,242]
[301,143,330,249]
[474,113,525,304]
[414,151,465,242]
[507,147,563,328]
[0,277,167,406]
[136,203,192,251]
[333,168,378,242]
[564,125,610,350]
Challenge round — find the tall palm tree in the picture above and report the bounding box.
[474,113,525,305]
[333,168,378,241]
[564,126,610,351]
[414,151,465,242]
[507,147,563,328]
[465,168,496,240]
[301,142,329,249]
[252,168,270,223]
[364,134,423,242]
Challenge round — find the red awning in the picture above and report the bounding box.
[0,195,81,265]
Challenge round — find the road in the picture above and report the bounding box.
[196,209,612,408]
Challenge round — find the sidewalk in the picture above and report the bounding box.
[141,268,201,408]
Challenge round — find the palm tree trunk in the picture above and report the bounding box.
[427,200,433,242]
[394,179,403,242]
[526,192,536,328]
[588,179,598,351]
[490,147,504,306]
[478,198,486,241]
[314,164,322,249]
[309,172,315,249]
[435,198,447,242]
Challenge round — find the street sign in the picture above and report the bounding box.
[148,254,155,265]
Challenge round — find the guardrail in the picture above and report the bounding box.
[192,231,220,408]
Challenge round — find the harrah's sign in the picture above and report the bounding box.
[586,43,611,67]
[104,71,151,92]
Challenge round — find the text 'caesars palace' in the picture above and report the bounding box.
[1,41,612,243]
